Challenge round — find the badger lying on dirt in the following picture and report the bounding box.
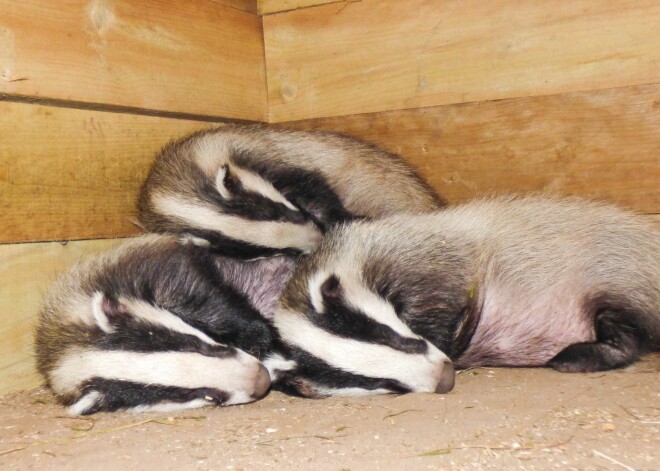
[35,235,296,415]
[138,125,443,259]
[266,195,660,398]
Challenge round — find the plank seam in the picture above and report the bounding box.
[0,93,264,125]
[272,81,660,124]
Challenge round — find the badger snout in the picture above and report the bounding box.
[433,360,455,394]
[252,363,271,399]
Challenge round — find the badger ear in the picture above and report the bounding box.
[263,353,297,382]
[215,164,239,199]
[91,292,130,333]
[309,273,342,313]
[321,275,342,301]
[178,234,212,248]
[67,390,104,416]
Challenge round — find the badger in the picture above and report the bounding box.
[35,235,296,415]
[265,195,660,398]
[137,125,443,259]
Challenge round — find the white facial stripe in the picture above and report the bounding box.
[192,133,298,211]
[50,349,261,398]
[152,194,322,252]
[225,390,253,406]
[262,353,297,381]
[308,271,330,314]
[193,133,231,176]
[120,297,219,347]
[338,275,419,339]
[274,310,449,392]
[67,390,103,416]
[232,166,299,211]
[125,399,212,414]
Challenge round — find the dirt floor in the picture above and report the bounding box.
[1,354,658,471]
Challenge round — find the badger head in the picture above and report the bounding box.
[50,292,270,415]
[139,132,323,259]
[264,268,455,398]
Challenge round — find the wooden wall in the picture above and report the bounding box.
[1,0,266,119]
[262,0,660,214]
[0,0,266,393]
[263,0,660,122]
[0,239,123,393]
[281,84,660,213]
[1,0,658,393]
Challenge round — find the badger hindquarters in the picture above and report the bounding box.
[138,124,444,259]
[267,195,660,398]
[35,235,285,415]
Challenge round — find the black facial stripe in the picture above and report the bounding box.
[229,152,354,231]
[271,347,410,396]
[275,168,353,230]
[151,247,275,357]
[310,296,428,355]
[94,320,237,359]
[201,177,308,224]
[184,229,303,259]
[364,255,476,358]
[55,237,272,371]
[75,378,230,414]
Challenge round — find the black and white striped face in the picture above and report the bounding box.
[54,293,270,415]
[266,272,455,398]
[148,161,323,259]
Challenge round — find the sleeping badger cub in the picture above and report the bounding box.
[35,235,296,415]
[138,125,443,259]
[266,195,659,398]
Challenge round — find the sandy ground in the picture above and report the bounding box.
[1,354,658,471]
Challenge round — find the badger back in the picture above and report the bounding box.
[35,235,272,415]
[445,196,660,368]
[267,195,660,398]
[138,125,443,258]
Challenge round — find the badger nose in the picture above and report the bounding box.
[252,364,271,399]
[434,361,455,394]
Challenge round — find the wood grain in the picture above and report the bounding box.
[0,238,124,394]
[209,0,258,13]
[0,101,215,244]
[258,0,341,15]
[282,84,660,213]
[0,0,266,120]
[264,0,660,121]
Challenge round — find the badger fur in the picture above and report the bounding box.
[35,235,296,415]
[266,195,660,398]
[138,125,443,259]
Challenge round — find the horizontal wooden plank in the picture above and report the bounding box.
[0,101,215,243]
[257,0,341,15]
[0,238,124,394]
[281,84,660,213]
[264,0,660,121]
[0,0,266,120]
